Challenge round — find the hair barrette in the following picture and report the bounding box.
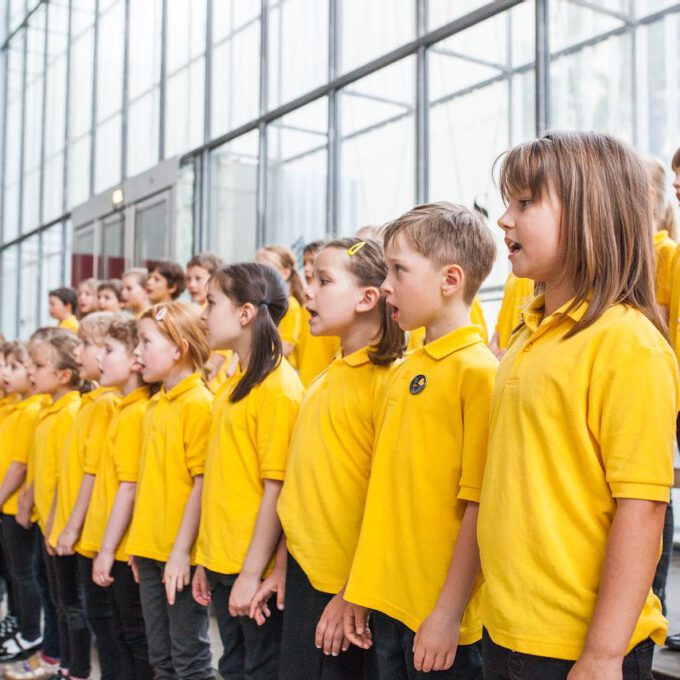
[347,241,367,256]
[155,306,167,322]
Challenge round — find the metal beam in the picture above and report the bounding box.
[416,0,428,204]
[326,0,338,235]
[255,0,268,247]
[158,0,167,160]
[89,0,99,198]
[535,0,549,134]
[121,0,130,180]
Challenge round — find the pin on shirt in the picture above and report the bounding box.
[409,374,427,395]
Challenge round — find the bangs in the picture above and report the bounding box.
[497,138,554,203]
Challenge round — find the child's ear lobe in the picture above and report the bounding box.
[441,264,464,297]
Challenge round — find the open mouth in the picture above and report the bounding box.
[388,303,399,321]
[506,238,522,256]
[306,307,319,321]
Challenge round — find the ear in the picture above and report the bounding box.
[175,338,189,361]
[440,264,465,298]
[355,286,380,314]
[281,267,292,283]
[240,302,257,327]
[56,368,74,388]
[168,281,178,296]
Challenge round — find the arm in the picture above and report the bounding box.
[249,535,288,625]
[0,462,27,509]
[92,482,137,587]
[44,492,58,556]
[229,479,283,617]
[16,482,34,529]
[413,501,481,672]
[164,475,203,605]
[56,473,95,555]
[567,498,666,680]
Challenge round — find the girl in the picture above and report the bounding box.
[77,279,99,318]
[0,342,49,663]
[255,245,305,363]
[28,330,85,680]
[477,130,678,680]
[97,280,123,312]
[48,288,79,333]
[267,238,404,679]
[186,252,224,307]
[192,262,304,679]
[121,269,149,318]
[80,315,152,679]
[126,302,214,680]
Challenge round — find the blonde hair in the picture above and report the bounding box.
[257,245,304,305]
[140,302,210,379]
[382,202,496,304]
[498,130,665,339]
[31,329,82,389]
[79,311,116,345]
[122,268,148,288]
[645,157,677,239]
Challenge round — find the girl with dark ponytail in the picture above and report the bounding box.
[252,238,405,680]
[192,262,304,678]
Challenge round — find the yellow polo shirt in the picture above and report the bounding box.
[345,326,497,638]
[654,230,676,308]
[80,387,149,560]
[279,296,302,367]
[33,391,82,533]
[495,273,534,349]
[49,387,120,549]
[207,350,235,395]
[478,296,678,660]
[295,308,341,387]
[126,373,213,563]
[0,394,50,515]
[668,245,680,362]
[278,346,398,593]
[58,315,79,333]
[196,359,303,575]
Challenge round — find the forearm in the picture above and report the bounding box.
[64,474,96,534]
[172,475,203,554]
[0,463,27,509]
[241,480,284,579]
[100,482,136,555]
[582,498,666,660]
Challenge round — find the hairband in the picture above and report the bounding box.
[347,241,367,256]
[257,300,269,308]
[155,306,167,321]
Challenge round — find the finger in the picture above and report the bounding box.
[277,586,285,611]
[443,652,455,671]
[421,649,434,674]
[330,625,344,657]
[341,635,351,653]
[183,570,191,586]
[315,618,327,649]
[413,642,425,672]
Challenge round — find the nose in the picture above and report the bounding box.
[380,276,393,296]
[497,207,513,231]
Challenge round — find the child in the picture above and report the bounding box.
[97,280,124,312]
[186,252,224,307]
[343,202,497,679]
[48,288,79,332]
[0,342,49,662]
[145,260,186,304]
[191,262,303,679]
[255,245,305,363]
[477,130,678,679]
[80,315,152,679]
[49,312,121,680]
[488,272,534,359]
[28,330,84,680]
[269,238,405,679]
[121,269,149,318]
[76,279,99,318]
[296,240,341,387]
[126,302,214,679]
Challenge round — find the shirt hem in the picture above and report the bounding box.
[610,482,670,502]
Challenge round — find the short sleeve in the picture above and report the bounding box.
[183,395,213,477]
[457,358,497,503]
[656,240,676,307]
[591,347,679,501]
[279,300,302,346]
[114,408,147,482]
[11,409,40,465]
[83,398,118,474]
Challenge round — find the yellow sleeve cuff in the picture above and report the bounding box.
[118,473,138,483]
[83,465,98,475]
[190,466,206,477]
[261,469,286,481]
[458,486,481,503]
[610,482,671,502]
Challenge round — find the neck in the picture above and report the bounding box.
[231,335,252,373]
[163,364,193,391]
[423,302,471,344]
[543,278,575,317]
[52,386,71,401]
[339,314,381,357]
[120,372,143,397]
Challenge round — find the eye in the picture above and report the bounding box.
[519,198,532,209]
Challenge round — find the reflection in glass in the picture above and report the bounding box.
[135,196,169,266]
[72,223,96,285]
[1,247,19,338]
[101,214,125,278]
[19,236,40,338]
[41,224,65,326]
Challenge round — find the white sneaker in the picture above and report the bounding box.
[0,634,43,662]
[3,653,59,680]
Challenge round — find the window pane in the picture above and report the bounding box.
[96,0,124,121]
[165,60,205,157]
[95,114,122,193]
[68,4,94,140]
[428,0,489,31]
[175,162,195,267]
[71,223,96,285]
[101,213,125,278]
[550,1,625,52]
[128,0,162,100]
[41,224,65,326]
[268,0,328,109]
[1,246,19,338]
[209,130,259,262]
[338,58,415,234]
[166,0,206,75]
[266,98,327,248]
[127,92,159,177]
[19,235,40,338]
[135,197,169,265]
[68,135,92,207]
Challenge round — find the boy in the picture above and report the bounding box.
[186,252,224,307]
[97,280,123,312]
[344,202,497,678]
[48,288,79,332]
[145,260,186,304]
[120,268,149,318]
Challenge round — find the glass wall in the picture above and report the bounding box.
[2,0,680,338]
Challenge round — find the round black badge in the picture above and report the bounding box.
[409,374,427,395]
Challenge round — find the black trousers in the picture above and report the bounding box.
[279,552,369,680]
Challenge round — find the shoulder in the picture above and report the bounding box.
[260,359,304,401]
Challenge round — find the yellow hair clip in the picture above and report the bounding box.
[347,241,367,256]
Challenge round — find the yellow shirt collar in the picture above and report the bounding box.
[422,325,485,361]
[120,386,149,407]
[41,390,81,418]
[161,373,204,401]
[654,229,670,245]
[339,345,372,368]
[81,385,118,404]
[521,294,590,333]
[13,393,50,412]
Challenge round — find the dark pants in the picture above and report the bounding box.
[280,553,368,680]
[0,518,15,617]
[35,538,60,659]
[482,630,654,679]
[110,560,153,680]
[0,515,42,640]
[137,557,213,680]
[77,555,119,680]
[44,547,91,677]
[205,568,281,680]
[372,611,482,680]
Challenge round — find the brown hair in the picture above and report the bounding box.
[323,238,405,365]
[32,329,82,389]
[257,245,304,305]
[122,268,148,287]
[147,260,186,299]
[5,340,30,366]
[672,146,680,171]
[303,239,328,256]
[497,130,665,339]
[646,157,677,239]
[187,252,225,275]
[210,263,289,402]
[382,202,496,304]
[106,315,139,353]
[98,279,123,301]
[140,302,210,379]
[79,311,116,345]
[49,287,77,314]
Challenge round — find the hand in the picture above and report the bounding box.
[44,535,57,556]
[315,591,351,656]
[56,526,79,556]
[192,565,212,607]
[15,498,31,530]
[413,607,460,672]
[249,568,286,626]
[343,602,373,649]
[229,572,261,617]
[128,556,140,584]
[92,549,115,587]
[567,652,623,679]
[163,549,191,605]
